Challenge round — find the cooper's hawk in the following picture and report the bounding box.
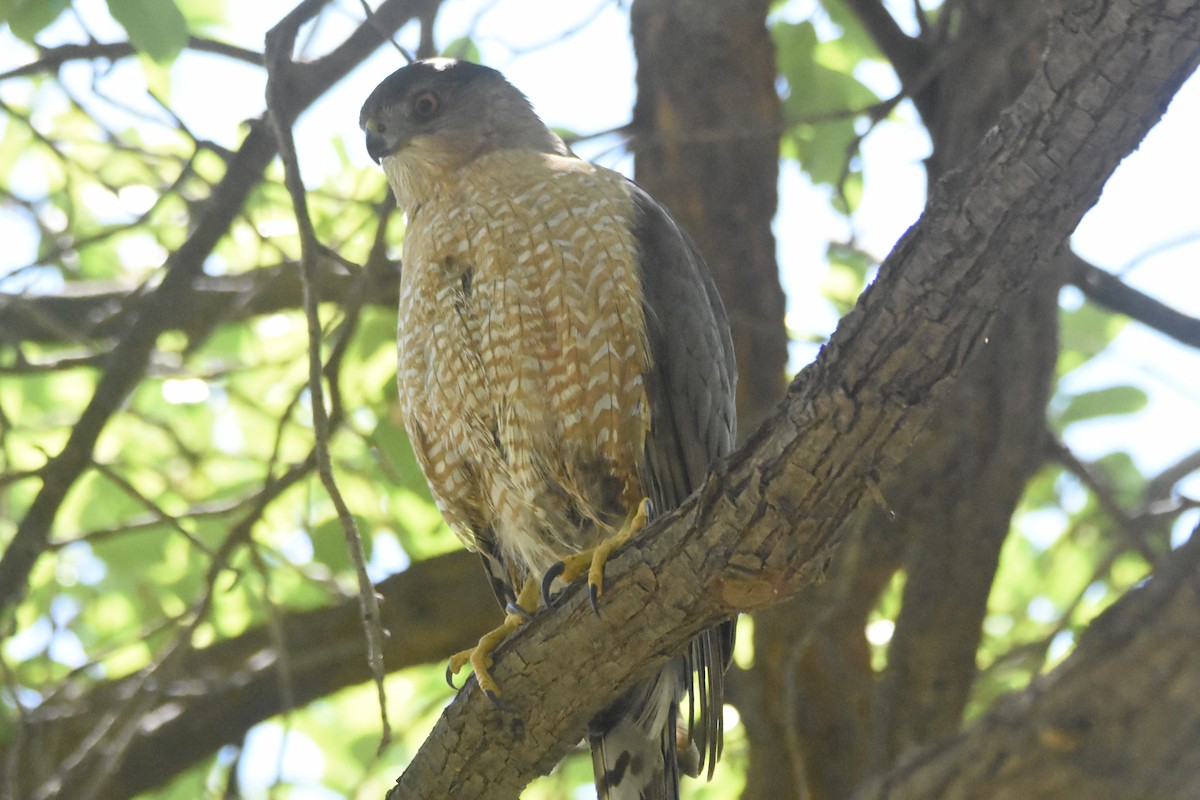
[361,58,736,799]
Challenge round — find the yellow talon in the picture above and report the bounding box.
[544,498,650,608]
[446,578,541,701]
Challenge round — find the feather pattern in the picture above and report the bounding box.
[363,58,736,799]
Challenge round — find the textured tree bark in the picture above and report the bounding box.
[630,0,787,438]
[390,2,1200,795]
[867,0,1058,773]
[854,527,1200,800]
[731,0,1060,795]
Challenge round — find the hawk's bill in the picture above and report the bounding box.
[361,58,737,800]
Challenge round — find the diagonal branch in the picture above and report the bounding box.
[1068,250,1200,349]
[852,525,1200,800]
[388,1,1200,796]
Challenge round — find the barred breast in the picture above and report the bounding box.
[396,150,652,578]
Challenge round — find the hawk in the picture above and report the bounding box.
[361,58,736,799]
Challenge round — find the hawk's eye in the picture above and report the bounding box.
[412,91,440,119]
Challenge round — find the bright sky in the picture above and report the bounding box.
[2,0,1198,794]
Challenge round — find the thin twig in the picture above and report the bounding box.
[0,37,263,82]
[265,0,392,751]
[91,461,220,559]
[359,0,413,61]
[1068,251,1200,349]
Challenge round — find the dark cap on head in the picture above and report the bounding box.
[359,58,565,163]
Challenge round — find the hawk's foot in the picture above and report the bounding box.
[542,498,650,611]
[446,577,540,702]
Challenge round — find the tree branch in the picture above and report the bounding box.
[0,259,399,347]
[265,0,399,751]
[388,1,1200,795]
[853,525,1200,800]
[0,37,264,82]
[2,550,495,800]
[1068,250,1200,349]
[841,0,929,86]
[866,0,1055,771]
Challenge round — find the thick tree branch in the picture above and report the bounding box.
[853,526,1200,800]
[866,0,1055,772]
[0,260,400,347]
[2,550,495,800]
[0,0,437,617]
[1068,250,1200,348]
[389,1,1200,796]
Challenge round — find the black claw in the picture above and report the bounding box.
[506,601,534,622]
[588,583,601,615]
[484,688,505,708]
[541,561,566,606]
[445,664,459,690]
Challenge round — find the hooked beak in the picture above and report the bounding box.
[365,130,390,164]
[363,117,402,164]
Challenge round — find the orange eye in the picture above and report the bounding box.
[412,91,440,118]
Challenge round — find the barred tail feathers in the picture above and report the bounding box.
[590,665,687,800]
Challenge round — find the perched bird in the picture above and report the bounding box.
[361,58,736,799]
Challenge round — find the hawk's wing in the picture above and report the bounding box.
[630,184,737,776]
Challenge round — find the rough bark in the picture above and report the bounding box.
[388,2,1200,796]
[740,0,1060,795]
[867,0,1057,773]
[854,526,1200,800]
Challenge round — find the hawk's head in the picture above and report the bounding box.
[359,58,567,167]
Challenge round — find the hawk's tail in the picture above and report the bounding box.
[590,663,691,800]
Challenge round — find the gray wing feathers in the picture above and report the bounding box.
[630,184,737,779]
[631,185,737,511]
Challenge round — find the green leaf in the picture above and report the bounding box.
[1,0,71,41]
[106,0,189,63]
[817,0,884,64]
[312,517,371,573]
[1093,451,1145,509]
[773,20,880,189]
[442,36,479,62]
[1058,300,1127,375]
[175,0,226,31]
[1054,385,1148,429]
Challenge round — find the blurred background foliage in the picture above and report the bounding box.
[1,0,1197,798]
